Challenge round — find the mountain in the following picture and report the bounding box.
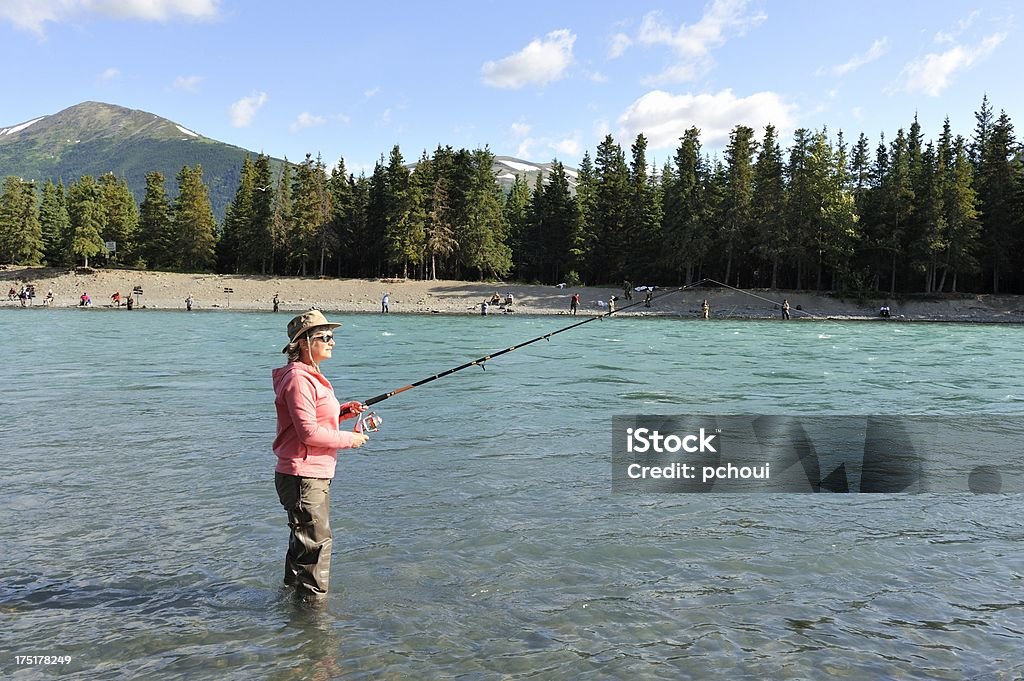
[0,101,579,224]
[490,156,578,194]
[0,101,273,221]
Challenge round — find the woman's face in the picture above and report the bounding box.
[304,328,336,363]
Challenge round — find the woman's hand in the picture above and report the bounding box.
[351,432,369,448]
[339,401,367,420]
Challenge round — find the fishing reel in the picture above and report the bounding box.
[354,411,383,434]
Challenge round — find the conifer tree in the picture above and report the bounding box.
[172,165,218,271]
[39,180,69,266]
[0,177,43,265]
[218,156,255,273]
[879,129,915,293]
[592,135,630,282]
[66,176,106,269]
[272,160,293,275]
[250,154,275,274]
[137,172,173,269]
[750,125,787,288]
[626,134,662,282]
[940,134,981,292]
[719,125,758,286]
[504,173,531,279]
[425,147,456,280]
[975,110,1020,292]
[662,127,708,285]
[98,173,139,264]
[290,153,333,276]
[572,152,597,283]
[328,157,354,276]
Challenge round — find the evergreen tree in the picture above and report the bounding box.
[940,134,981,292]
[381,145,423,278]
[662,127,709,284]
[592,135,630,282]
[505,173,532,278]
[626,134,662,282]
[272,160,293,275]
[529,161,578,283]
[425,147,457,280]
[366,157,389,277]
[98,173,139,265]
[750,125,787,288]
[66,176,106,268]
[218,156,255,273]
[879,129,915,293]
[250,154,275,274]
[976,110,1021,292]
[137,172,173,269]
[784,128,815,288]
[0,177,43,265]
[718,125,758,286]
[970,94,994,171]
[457,148,511,279]
[291,153,333,277]
[328,157,354,276]
[573,151,597,283]
[172,165,218,271]
[38,180,69,266]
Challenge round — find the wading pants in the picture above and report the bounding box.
[275,473,333,598]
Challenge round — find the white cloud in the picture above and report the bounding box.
[609,32,632,59]
[228,91,268,128]
[552,137,581,157]
[823,37,889,77]
[617,89,795,150]
[896,32,1005,96]
[289,112,326,132]
[0,0,219,33]
[363,86,380,99]
[171,74,201,92]
[510,122,531,137]
[635,0,766,84]
[481,29,575,89]
[98,66,120,82]
[516,139,535,159]
[935,10,980,44]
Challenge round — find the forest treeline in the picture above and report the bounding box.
[1,95,1022,294]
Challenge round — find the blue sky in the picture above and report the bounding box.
[2,0,1020,174]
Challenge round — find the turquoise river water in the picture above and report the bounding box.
[1,308,1023,679]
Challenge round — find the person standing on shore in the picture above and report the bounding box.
[701,299,710,319]
[782,299,790,320]
[570,293,579,315]
[273,310,368,603]
[273,293,280,313]
[185,294,194,311]
[381,292,390,313]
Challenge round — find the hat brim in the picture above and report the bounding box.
[281,322,342,353]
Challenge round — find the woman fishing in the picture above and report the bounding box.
[272,310,368,603]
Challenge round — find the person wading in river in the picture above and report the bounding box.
[272,310,368,603]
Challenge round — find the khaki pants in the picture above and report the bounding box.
[275,473,333,598]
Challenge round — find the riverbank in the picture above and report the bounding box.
[3,266,1023,322]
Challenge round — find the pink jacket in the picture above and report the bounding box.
[272,362,360,478]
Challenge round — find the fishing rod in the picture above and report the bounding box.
[349,280,711,432]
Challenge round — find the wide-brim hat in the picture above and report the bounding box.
[282,309,341,353]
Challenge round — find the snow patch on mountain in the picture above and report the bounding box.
[176,124,198,137]
[1,117,46,136]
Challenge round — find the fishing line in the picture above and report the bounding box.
[359,280,710,410]
[349,278,869,432]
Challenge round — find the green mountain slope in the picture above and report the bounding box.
[0,101,275,221]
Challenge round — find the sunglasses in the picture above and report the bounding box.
[308,333,334,343]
